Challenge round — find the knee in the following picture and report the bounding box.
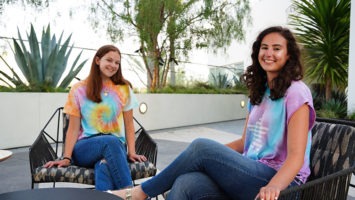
[189,138,211,152]
[95,159,110,174]
[100,136,127,159]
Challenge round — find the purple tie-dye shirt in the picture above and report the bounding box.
[63,80,138,143]
[243,81,316,184]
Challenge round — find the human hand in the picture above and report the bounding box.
[255,185,281,200]
[43,159,70,168]
[128,153,147,162]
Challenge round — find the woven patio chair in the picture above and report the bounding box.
[162,120,354,200]
[29,107,157,189]
[316,117,355,189]
[278,120,355,200]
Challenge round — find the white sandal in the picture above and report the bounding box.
[125,188,132,200]
[106,189,132,200]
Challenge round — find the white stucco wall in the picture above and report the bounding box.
[0,93,247,149]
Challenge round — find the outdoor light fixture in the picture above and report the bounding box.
[240,100,246,108]
[139,102,148,114]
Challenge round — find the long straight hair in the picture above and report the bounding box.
[86,45,131,103]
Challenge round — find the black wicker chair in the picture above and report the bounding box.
[316,117,355,189]
[29,107,158,189]
[279,119,355,200]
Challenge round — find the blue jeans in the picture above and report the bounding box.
[72,134,132,191]
[142,138,298,200]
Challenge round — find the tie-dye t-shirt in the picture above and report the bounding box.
[63,80,139,143]
[243,81,316,184]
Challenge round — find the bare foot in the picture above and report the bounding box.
[110,186,148,200]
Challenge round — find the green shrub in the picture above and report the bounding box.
[316,99,347,119]
[347,112,355,120]
[151,82,247,94]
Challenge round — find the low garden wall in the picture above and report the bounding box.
[0,93,247,149]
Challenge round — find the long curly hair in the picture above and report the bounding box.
[243,26,303,105]
[86,45,131,103]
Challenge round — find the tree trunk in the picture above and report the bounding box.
[325,78,332,101]
[169,61,176,86]
[161,58,169,87]
[146,56,154,89]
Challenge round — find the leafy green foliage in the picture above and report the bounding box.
[209,71,247,93]
[312,86,348,119]
[210,73,231,89]
[0,0,50,15]
[0,54,25,88]
[289,0,350,100]
[317,99,347,119]
[2,23,88,92]
[90,0,250,91]
[347,112,355,120]
[151,81,247,94]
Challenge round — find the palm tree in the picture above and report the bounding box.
[289,0,350,100]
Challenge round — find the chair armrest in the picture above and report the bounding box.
[134,127,158,166]
[316,117,355,128]
[279,165,355,200]
[29,132,58,174]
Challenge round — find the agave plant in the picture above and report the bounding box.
[210,72,232,89]
[0,54,25,89]
[9,23,87,91]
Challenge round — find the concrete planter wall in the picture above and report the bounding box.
[136,94,247,130]
[0,92,247,149]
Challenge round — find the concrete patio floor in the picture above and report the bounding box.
[1,119,354,199]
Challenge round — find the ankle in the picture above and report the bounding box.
[110,186,147,200]
[132,186,148,200]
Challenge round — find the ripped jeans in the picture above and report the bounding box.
[72,134,132,191]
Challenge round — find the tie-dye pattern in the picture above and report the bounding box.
[63,80,138,143]
[243,81,316,184]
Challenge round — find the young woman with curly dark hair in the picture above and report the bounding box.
[244,26,304,105]
[110,26,316,200]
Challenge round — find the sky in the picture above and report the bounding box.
[192,0,292,66]
[0,0,292,88]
